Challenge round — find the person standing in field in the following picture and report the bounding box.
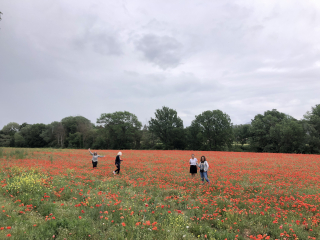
[197,156,210,185]
[189,154,198,177]
[88,148,105,169]
[113,152,123,175]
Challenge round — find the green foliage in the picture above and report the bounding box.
[97,111,142,149]
[14,132,25,147]
[2,122,20,135]
[1,104,320,153]
[61,116,93,148]
[149,106,185,149]
[303,104,320,153]
[189,110,233,151]
[249,109,288,152]
[140,124,161,149]
[269,118,306,153]
[250,109,307,153]
[233,124,251,146]
[20,123,47,148]
[0,131,12,147]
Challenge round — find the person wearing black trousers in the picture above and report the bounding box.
[88,148,105,168]
[113,152,123,175]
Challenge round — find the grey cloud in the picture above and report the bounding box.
[74,32,122,56]
[73,22,122,56]
[135,34,183,69]
[1,0,320,129]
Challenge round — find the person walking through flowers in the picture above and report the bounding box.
[113,152,123,175]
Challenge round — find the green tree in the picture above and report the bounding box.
[2,122,20,135]
[0,130,11,147]
[303,104,320,153]
[233,124,251,146]
[190,110,233,151]
[14,132,26,147]
[61,116,92,148]
[249,109,287,152]
[97,111,142,149]
[140,124,161,149]
[91,127,108,149]
[20,124,47,148]
[269,118,306,153]
[185,124,202,150]
[149,106,185,150]
[40,121,58,147]
[1,122,20,147]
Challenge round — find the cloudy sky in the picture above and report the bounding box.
[1,0,320,129]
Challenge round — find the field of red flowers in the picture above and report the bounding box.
[0,148,320,240]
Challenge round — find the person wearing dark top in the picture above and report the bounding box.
[113,152,123,175]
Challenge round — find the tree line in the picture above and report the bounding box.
[1,104,320,154]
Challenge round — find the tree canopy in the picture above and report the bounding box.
[189,110,233,151]
[149,106,185,150]
[0,104,320,154]
[97,111,142,149]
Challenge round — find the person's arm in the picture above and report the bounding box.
[205,162,209,171]
[88,148,93,155]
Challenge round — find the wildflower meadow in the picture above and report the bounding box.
[0,148,320,240]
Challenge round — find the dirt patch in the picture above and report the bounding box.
[243,229,251,240]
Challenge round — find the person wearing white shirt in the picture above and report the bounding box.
[189,154,198,177]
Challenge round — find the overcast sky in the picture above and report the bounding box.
[1,0,320,129]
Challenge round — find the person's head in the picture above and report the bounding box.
[117,152,122,156]
[191,154,195,159]
[200,156,206,162]
[94,152,97,156]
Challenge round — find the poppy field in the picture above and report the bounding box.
[0,148,320,240]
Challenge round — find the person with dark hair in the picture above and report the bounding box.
[197,156,210,185]
[113,152,123,175]
[88,148,105,168]
[189,154,198,177]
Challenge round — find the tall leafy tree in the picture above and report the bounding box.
[0,131,12,147]
[14,132,26,147]
[149,106,185,150]
[20,124,47,148]
[185,124,203,150]
[303,104,320,153]
[61,116,92,148]
[249,109,298,152]
[0,122,20,147]
[140,124,161,149]
[233,124,251,146]
[269,118,306,153]
[39,121,59,147]
[97,111,142,149]
[190,110,233,151]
